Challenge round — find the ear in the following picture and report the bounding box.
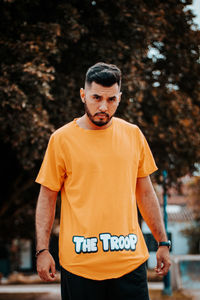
[118,92,122,104]
[80,88,85,103]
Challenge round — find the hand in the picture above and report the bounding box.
[37,251,56,282]
[155,246,171,276]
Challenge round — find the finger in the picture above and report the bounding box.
[160,261,171,276]
[156,256,162,273]
[43,272,56,282]
[156,260,171,276]
[50,262,56,278]
[43,268,56,281]
[39,268,55,282]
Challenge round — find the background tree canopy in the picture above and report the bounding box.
[0,0,200,239]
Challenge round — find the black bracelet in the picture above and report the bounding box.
[158,240,171,249]
[35,248,49,258]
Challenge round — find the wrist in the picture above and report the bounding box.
[158,240,171,250]
[35,248,49,258]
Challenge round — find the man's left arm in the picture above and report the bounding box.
[136,175,171,276]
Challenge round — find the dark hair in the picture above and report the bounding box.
[85,62,121,88]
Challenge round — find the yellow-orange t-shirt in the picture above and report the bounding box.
[36,117,158,280]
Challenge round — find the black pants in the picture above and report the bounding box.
[61,263,150,300]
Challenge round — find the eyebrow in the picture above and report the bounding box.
[92,94,117,99]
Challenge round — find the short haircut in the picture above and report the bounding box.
[85,62,121,88]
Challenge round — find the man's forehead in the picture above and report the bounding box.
[85,82,120,94]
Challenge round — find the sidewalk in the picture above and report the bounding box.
[148,282,163,290]
[1,282,200,300]
[0,283,60,294]
[0,282,163,293]
[0,284,61,300]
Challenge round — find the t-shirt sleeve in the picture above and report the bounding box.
[137,128,158,178]
[35,133,66,191]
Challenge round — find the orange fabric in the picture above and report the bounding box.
[36,117,158,280]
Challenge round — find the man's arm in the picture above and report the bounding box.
[35,185,58,281]
[136,176,171,276]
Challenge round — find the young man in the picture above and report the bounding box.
[35,62,171,300]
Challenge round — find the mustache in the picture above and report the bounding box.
[94,112,109,117]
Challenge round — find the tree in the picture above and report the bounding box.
[0,0,200,238]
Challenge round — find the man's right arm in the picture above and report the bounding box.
[35,185,58,281]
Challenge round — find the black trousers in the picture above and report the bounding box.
[61,262,150,300]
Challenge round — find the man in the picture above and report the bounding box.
[35,62,171,300]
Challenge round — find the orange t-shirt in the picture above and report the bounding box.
[36,117,158,280]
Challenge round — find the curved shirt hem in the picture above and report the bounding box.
[59,254,150,281]
[35,179,60,192]
[137,167,158,178]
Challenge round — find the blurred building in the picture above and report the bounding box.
[143,176,195,269]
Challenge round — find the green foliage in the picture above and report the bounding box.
[0,0,200,238]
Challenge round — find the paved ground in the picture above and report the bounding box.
[0,282,163,292]
[0,284,61,300]
[0,283,163,300]
[0,282,164,293]
[1,282,200,300]
[183,290,200,300]
[0,284,60,294]
[0,294,60,300]
[37,293,61,300]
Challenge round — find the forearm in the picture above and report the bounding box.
[35,185,58,250]
[136,176,171,276]
[136,176,167,242]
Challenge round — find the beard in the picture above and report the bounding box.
[84,103,114,127]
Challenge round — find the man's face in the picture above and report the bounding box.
[80,82,121,127]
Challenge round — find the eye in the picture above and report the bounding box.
[93,95,100,100]
[108,97,116,102]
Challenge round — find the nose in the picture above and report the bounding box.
[99,100,108,112]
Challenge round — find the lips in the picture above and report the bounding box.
[95,113,109,117]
